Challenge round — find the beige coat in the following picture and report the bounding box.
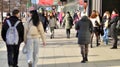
[24,20,46,43]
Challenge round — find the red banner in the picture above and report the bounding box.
[39,0,54,6]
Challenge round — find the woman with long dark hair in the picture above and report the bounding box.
[24,9,46,67]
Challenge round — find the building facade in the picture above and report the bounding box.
[89,0,120,16]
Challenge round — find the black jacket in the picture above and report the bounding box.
[109,16,119,36]
[39,14,49,31]
[1,16,24,45]
[75,16,93,44]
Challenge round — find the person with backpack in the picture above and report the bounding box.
[62,12,73,38]
[1,9,24,67]
[24,9,46,67]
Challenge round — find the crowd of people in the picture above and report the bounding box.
[75,9,120,63]
[1,6,120,67]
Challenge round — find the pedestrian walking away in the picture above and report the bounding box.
[1,9,24,67]
[62,11,73,38]
[75,15,93,63]
[38,8,49,33]
[24,8,46,67]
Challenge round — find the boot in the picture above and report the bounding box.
[50,35,53,39]
[28,62,32,67]
[96,38,100,46]
[85,54,88,61]
[90,44,93,48]
[81,57,86,63]
[81,54,86,63]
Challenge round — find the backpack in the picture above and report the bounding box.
[6,20,20,45]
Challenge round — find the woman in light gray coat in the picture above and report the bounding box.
[75,16,93,63]
[62,12,73,38]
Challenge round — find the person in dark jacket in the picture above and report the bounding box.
[75,16,93,63]
[1,9,24,67]
[39,9,49,32]
[3,13,11,24]
[109,9,120,49]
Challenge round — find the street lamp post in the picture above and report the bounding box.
[9,0,10,12]
[20,0,22,19]
[1,0,3,22]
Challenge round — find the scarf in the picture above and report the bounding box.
[111,14,119,19]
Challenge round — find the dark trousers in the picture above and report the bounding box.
[66,29,70,38]
[111,34,118,48]
[90,27,100,47]
[50,27,55,38]
[110,27,118,48]
[6,44,20,67]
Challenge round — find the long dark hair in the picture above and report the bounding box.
[30,10,39,26]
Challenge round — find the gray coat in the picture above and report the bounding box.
[75,16,93,45]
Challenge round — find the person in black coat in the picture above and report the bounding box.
[39,10,49,33]
[109,9,120,49]
[75,16,93,63]
[1,9,24,67]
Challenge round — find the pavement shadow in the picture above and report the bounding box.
[37,59,120,67]
[39,55,99,59]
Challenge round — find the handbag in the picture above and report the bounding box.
[95,20,100,26]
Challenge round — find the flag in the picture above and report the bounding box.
[38,0,54,6]
[79,0,84,5]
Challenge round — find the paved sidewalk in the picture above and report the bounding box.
[0,29,120,67]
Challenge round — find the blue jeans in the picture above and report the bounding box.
[103,28,108,44]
